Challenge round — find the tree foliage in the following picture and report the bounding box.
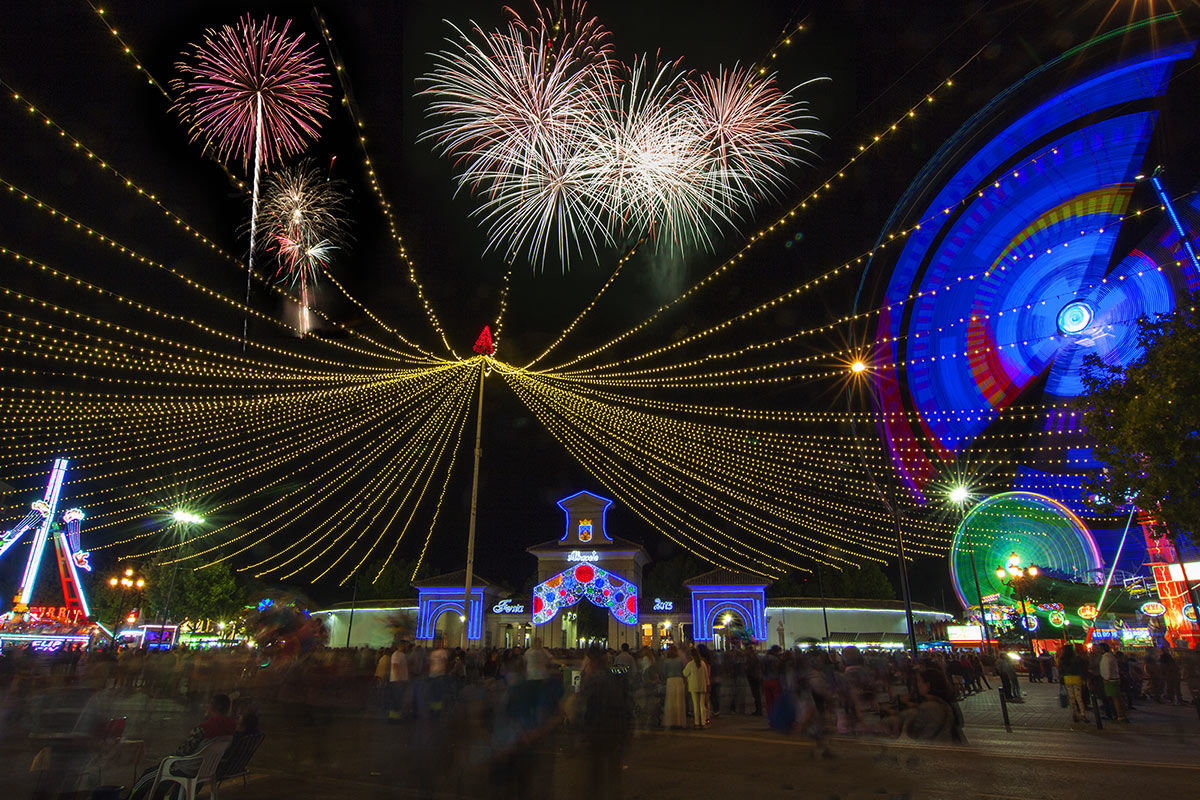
[826,562,896,600]
[1079,300,1200,536]
[90,560,243,627]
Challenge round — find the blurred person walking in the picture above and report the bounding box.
[662,645,687,729]
[684,648,710,728]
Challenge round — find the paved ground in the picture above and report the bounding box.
[5,680,1199,799]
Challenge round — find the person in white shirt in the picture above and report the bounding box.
[614,643,637,675]
[1098,643,1128,722]
[524,637,552,682]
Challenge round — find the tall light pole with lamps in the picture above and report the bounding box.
[108,567,146,650]
[995,553,1039,673]
[948,485,995,655]
[848,359,919,660]
[157,510,203,649]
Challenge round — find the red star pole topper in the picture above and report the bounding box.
[472,325,494,356]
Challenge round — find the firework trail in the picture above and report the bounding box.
[173,15,330,345]
[259,162,351,335]
[421,1,821,268]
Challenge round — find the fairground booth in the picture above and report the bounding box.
[316,491,952,650]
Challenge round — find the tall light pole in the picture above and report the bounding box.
[848,359,919,660]
[109,567,146,651]
[949,485,993,655]
[995,553,1039,671]
[461,354,487,649]
[158,510,202,650]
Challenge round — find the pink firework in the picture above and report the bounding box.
[684,66,823,205]
[173,15,331,169]
[174,15,330,347]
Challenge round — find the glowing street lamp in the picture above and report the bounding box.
[848,357,919,659]
[995,552,1040,668]
[109,566,147,650]
[947,484,993,654]
[158,509,204,649]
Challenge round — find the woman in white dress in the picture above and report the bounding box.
[662,644,688,729]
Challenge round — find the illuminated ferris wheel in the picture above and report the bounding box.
[856,21,1200,614]
[859,24,1199,508]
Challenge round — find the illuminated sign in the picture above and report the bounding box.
[1036,602,1063,612]
[947,624,984,641]
[1090,628,1120,641]
[1022,615,1039,632]
[1166,562,1200,582]
[1048,611,1066,628]
[0,633,90,651]
[1185,604,1198,622]
[1140,601,1167,617]
[1122,627,1153,646]
[566,550,599,563]
[492,599,525,614]
[578,519,592,543]
[653,598,674,611]
[1077,604,1099,620]
[140,625,179,649]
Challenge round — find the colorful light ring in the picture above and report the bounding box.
[860,39,1198,498]
[532,562,637,626]
[949,491,1103,611]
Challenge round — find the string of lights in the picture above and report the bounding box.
[240,367,474,577]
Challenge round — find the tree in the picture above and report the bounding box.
[826,562,895,600]
[88,560,243,628]
[1079,300,1200,536]
[171,562,243,626]
[641,553,703,599]
[359,557,431,601]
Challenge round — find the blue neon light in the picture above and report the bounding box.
[415,588,485,640]
[1150,172,1200,273]
[556,490,614,543]
[689,586,768,642]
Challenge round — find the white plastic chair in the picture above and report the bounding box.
[149,736,232,800]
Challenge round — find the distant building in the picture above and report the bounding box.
[315,491,952,650]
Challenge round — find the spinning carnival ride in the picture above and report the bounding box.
[0,459,96,648]
[857,22,1200,636]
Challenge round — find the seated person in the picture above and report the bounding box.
[127,694,236,799]
[231,696,260,736]
[175,694,237,757]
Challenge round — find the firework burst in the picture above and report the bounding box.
[421,1,822,267]
[172,15,330,169]
[259,162,351,335]
[174,15,331,345]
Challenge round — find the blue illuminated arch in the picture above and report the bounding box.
[415,587,485,641]
[689,587,768,643]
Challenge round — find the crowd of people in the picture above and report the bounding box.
[2,637,1198,797]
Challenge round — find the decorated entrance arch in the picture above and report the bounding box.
[533,562,638,626]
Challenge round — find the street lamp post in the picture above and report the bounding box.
[461,358,486,650]
[948,485,994,656]
[848,360,919,660]
[109,567,146,651]
[995,553,1039,676]
[158,510,203,650]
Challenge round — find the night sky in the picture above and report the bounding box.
[2,1,1194,609]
